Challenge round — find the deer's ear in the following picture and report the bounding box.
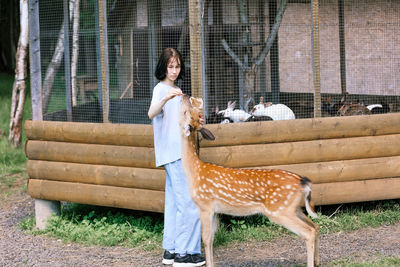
[199,128,215,141]
[190,97,203,109]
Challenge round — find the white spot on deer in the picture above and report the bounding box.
[286,185,292,189]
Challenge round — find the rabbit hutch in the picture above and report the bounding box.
[26,0,400,228]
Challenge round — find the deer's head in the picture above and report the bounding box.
[181,95,215,141]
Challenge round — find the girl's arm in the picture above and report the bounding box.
[148,87,183,120]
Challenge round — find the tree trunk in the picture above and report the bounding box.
[71,0,80,106]
[42,0,75,113]
[9,0,29,147]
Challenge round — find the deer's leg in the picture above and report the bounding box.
[270,212,317,267]
[199,208,216,267]
[297,210,320,266]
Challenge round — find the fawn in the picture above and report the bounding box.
[179,95,320,267]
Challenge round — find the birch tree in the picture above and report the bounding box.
[42,0,76,113]
[9,0,28,147]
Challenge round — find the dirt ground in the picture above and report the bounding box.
[1,193,399,267]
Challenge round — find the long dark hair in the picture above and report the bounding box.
[155,48,185,81]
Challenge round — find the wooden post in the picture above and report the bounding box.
[311,0,322,117]
[28,0,43,121]
[147,0,161,91]
[338,0,347,96]
[97,0,110,123]
[63,0,72,121]
[28,0,60,230]
[269,0,280,104]
[188,0,203,98]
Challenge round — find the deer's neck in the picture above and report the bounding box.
[181,132,202,188]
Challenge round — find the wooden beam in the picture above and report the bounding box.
[311,0,321,117]
[27,177,400,210]
[188,0,203,98]
[201,113,400,147]
[28,0,43,121]
[63,0,72,121]
[24,120,154,147]
[97,0,110,123]
[26,140,157,168]
[28,179,165,213]
[25,113,400,148]
[27,160,165,191]
[199,134,400,167]
[313,178,400,205]
[262,156,400,184]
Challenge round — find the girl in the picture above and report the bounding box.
[148,48,205,267]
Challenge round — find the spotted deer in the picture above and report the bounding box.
[180,95,320,267]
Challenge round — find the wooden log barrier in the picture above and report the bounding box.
[27,160,165,191]
[25,113,400,147]
[28,177,400,211]
[26,140,157,168]
[261,155,400,184]
[26,135,400,169]
[200,134,400,167]
[201,113,400,147]
[24,120,154,147]
[313,178,400,205]
[28,179,165,213]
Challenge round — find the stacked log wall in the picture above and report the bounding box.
[25,113,400,212]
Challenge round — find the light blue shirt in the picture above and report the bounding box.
[151,82,182,167]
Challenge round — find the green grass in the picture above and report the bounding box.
[18,199,400,252]
[20,203,164,250]
[0,73,30,198]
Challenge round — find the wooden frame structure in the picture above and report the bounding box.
[25,113,400,212]
[27,0,399,228]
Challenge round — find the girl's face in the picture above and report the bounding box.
[165,57,181,83]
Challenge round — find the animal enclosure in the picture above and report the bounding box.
[26,0,400,216]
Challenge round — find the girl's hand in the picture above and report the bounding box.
[164,88,183,101]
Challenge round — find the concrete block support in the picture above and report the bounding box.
[35,199,61,230]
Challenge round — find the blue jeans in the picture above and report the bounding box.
[162,159,202,255]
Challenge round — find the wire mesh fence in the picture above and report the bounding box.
[36,0,400,124]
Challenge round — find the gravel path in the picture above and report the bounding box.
[1,195,399,267]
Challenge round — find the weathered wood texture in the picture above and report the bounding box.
[24,113,400,211]
[199,134,400,167]
[24,120,153,147]
[313,178,400,205]
[28,179,165,213]
[26,140,157,168]
[25,113,400,146]
[27,178,400,208]
[188,0,203,98]
[27,160,165,191]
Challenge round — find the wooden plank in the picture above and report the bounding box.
[24,120,154,147]
[199,134,400,167]
[28,0,43,121]
[188,0,203,98]
[26,140,157,168]
[28,179,165,213]
[27,160,165,191]
[25,113,400,147]
[261,155,400,184]
[201,113,400,147]
[27,177,400,212]
[312,178,400,205]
